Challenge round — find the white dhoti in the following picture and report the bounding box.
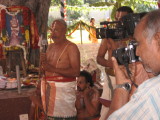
[41,76,77,118]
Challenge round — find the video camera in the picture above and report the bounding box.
[96,13,141,40]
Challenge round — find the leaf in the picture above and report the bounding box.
[90,2,115,7]
[117,0,125,3]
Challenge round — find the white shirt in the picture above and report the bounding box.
[108,75,160,120]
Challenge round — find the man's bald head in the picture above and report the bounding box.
[142,10,160,42]
[52,19,67,31]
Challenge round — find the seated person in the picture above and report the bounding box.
[76,70,101,120]
[81,58,103,89]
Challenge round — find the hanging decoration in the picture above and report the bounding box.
[0,4,6,39]
[48,20,96,41]
[66,20,96,38]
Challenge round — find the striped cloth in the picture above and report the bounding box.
[108,75,160,119]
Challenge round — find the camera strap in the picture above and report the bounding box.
[124,63,138,88]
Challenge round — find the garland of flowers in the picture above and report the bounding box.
[67,20,96,38]
[67,22,80,36]
[79,21,96,38]
[4,44,27,61]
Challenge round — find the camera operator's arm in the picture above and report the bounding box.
[129,62,154,98]
[106,57,131,119]
[97,38,116,68]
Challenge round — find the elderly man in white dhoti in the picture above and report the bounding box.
[40,19,80,120]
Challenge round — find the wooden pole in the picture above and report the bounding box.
[80,21,83,44]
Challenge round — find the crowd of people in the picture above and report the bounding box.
[30,5,160,120]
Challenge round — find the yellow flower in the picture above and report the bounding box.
[15,46,19,50]
[25,30,30,42]
[2,36,7,42]
[5,47,9,51]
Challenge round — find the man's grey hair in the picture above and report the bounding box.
[143,10,160,42]
[52,18,67,30]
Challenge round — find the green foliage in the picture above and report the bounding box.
[66,0,83,5]
[51,0,60,6]
[89,2,115,7]
[49,0,157,24]
[51,0,83,6]
[84,0,104,4]
[122,0,157,12]
[67,10,81,20]
[66,5,112,21]
[89,0,157,20]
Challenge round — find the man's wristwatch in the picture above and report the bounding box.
[114,83,131,91]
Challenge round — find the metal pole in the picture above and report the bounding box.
[16,65,21,94]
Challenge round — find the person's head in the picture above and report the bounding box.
[115,6,133,21]
[135,9,160,75]
[90,18,95,23]
[51,19,67,42]
[77,70,94,91]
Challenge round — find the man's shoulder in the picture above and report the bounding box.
[92,87,101,95]
[67,40,77,46]
[139,75,160,89]
[67,41,79,49]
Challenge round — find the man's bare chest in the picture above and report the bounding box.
[47,47,69,66]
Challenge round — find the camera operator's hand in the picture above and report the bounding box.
[112,57,131,85]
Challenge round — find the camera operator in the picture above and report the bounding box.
[107,9,160,119]
[96,6,133,120]
[115,6,134,21]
